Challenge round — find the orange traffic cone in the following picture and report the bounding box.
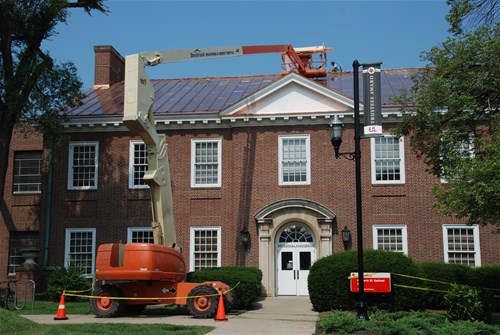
[54,294,69,320]
[214,294,228,322]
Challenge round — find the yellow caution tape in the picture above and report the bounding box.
[63,281,240,302]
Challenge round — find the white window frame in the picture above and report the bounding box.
[129,140,149,189]
[191,138,222,188]
[442,224,481,266]
[370,135,405,184]
[440,136,475,183]
[372,224,408,255]
[68,141,99,190]
[189,226,222,272]
[127,227,154,243]
[278,135,311,186]
[64,228,96,277]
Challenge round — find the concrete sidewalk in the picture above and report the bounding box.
[22,296,318,335]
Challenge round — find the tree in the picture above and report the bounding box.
[446,0,499,35]
[396,3,499,227]
[0,0,107,207]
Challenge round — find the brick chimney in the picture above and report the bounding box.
[93,45,125,89]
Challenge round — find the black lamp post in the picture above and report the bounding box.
[328,60,369,320]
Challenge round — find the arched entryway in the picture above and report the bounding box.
[254,198,335,296]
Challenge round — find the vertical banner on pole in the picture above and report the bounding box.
[362,63,383,136]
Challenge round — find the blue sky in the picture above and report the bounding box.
[44,0,451,90]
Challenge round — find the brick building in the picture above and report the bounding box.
[1,45,498,296]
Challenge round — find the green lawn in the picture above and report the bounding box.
[1,308,212,335]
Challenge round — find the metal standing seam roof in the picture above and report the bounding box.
[66,69,419,117]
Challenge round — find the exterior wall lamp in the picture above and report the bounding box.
[240,227,250,251]
[328,60,369,321]
[341,226,351,250]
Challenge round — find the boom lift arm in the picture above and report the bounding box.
[122,44,331,248]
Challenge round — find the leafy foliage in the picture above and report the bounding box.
[444,284,487,321]
[45,266,92,302]
[395,21,499,227]
[0,0,107,206]
[190,266,262,309]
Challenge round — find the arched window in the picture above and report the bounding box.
[279,225,313,243]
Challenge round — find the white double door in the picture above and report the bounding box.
[276,244,316,296]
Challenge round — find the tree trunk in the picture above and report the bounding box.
[0,106,15,210]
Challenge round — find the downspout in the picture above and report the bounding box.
[43,134,54,267]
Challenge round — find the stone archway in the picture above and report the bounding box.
[254,198,335,296]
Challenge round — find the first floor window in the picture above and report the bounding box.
[68,142,99,190]
[189,227,221,271]
[8,231,39,274]
[371,136,405,184]
[127,227,154,243]
[13,151,42,193]
[279,135,311,185]
[191,139,222,188]
[64,228,96,276]
[443,225,481,266]
[372,225,408,254]
[129,141,148,188]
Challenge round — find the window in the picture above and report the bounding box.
[8,231,39,274]
[13,151,42,193]
[68,142,98,190]
[443,225,481,266]
[372,225,408,254]
[440,135,475,183]
[191,139,222,188]
[64,228,96,276]
[189,227,221,271]
[129,141,148,188]
[371,136,405,184]
[127,227,154,243]
[279,135,311,185]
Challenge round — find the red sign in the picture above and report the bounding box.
[350,272,391,293]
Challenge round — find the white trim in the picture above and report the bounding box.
[370,135,405,184]
[64,228,96,277]
[442,224,481,266]
[127,227,153,243]
[189,226,222,272]
[372,224,408,255]
[67,141,99,190]
[191,138,222,188]
[128,140,149,189]
[278,135,311,186]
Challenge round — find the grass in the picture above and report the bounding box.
[2,300,212,335]
[315,309,500,335]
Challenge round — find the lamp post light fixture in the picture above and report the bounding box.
[341,226,351,250]
[328,60,369,320]
[240,226,250,251]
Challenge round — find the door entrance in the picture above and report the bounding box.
[276,224,316,296]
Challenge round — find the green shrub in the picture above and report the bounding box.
[444,284,487,322]
[45,266,92,301]
[468,265,500,312]
[190,266,262,309]
[308,250,423,312]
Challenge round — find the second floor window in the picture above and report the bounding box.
[371,136,405,184]
[13,151,42,193]
[191,139,221,188]
[68,142,98,190]
[279,135,311,185]
[129,141,148,188]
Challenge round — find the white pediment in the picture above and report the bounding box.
[221,73,354,116]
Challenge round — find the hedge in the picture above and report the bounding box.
[308,250,500,313]
[190,266,262,309]
[308,250,423,312]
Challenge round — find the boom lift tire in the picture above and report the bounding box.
[91,285,126,318]
[186,285,219,318]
